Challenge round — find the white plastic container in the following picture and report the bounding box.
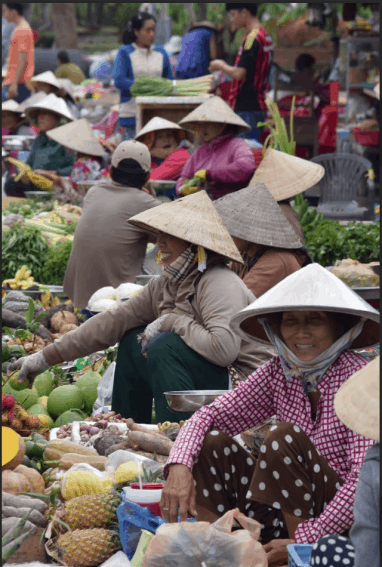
[123,485,163,517]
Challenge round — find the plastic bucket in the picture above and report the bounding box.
[123,483,164,518]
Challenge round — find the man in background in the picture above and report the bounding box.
[55,50,86,85]
[2,3,34,103]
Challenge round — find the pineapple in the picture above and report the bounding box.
[63,493,121,530]
[56,528,120,567]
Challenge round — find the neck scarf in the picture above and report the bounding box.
[260,317,365,394]
[157,245,207,284]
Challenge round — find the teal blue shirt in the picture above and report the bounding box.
[26,133,74,177]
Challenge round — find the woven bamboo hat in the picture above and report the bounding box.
[18,91,46,113]
[25,93,75,123]
[214,183,304,249]
[250,149,325,201]
[57,78,76,102]
[129,190,244,264]
[2,100,23,115]
[334,356,379,441]
[135,117,186,142]
[30,70,61,90]
[47,118,104,157]
[179,96,250,133]
[230,263,380,349]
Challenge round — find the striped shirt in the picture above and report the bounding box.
[228,25,273,112]
[166,351,374,543]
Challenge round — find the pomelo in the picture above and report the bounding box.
[33,371,54,397]
[47,385,83,419]
[54,409,88,428]
[38,396,49,408]
[74,371,102,414]
[28,403,50,417]
[8,374,29,391]
[6,387,39,410]
[37,414,55,429]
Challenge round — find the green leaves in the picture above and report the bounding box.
[39,240,73,286]
[2,224,50,282]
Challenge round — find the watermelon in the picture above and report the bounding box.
[47,385,83,419]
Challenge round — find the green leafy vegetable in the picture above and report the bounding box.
[2,224,50,281]
[39,240,73,285]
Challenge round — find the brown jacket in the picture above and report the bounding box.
[63,179,161,309]
[45,260,274,376]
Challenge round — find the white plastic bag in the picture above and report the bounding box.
[93,362,116,413]
[100,551,132,567]
[105,450,163,482]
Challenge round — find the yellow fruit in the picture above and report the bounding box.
[56,528,119,567]
[38,396,49,408]
[37,414,50,428]
[114,461,139,484]
[62,470,113,500]
[64,493,121,530]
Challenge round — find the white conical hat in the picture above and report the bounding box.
[57,78,76,101]
[2,100,23,114]
[214,183,304,249]
[47,118,104,157]
[334,356,379,441]
[179,96,250,133]
[135,117,186,142]
[18,91,46,113]
[230,263,380,349]
[129,190,244,264]
[251,149,325,201]
[30,70,61,89]
[24,93,75,122]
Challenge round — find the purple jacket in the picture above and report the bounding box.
[176,133,256,200]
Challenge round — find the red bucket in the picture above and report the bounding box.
[128,483,165,518]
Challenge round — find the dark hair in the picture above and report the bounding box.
[110,158,148,188]
[330,35,340,52]
[225,3,258,16]
[5,3,24,15]
[295,54,316,73]
[57,50,70,64]
[122,12,156,45]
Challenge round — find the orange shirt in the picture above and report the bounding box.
[5,28,35,86]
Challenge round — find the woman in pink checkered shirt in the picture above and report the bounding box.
[160,263,380,567]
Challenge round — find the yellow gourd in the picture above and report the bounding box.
[6,158,54,191]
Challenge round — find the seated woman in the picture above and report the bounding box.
[310,357,379,567]
[29,70,60,95]
[46,117,109,203]
[10,191,273,423]
[4,93,75,198]
[176,96,256,200]
[158,263,379,567]
[2,99,34,136]
[214,182,311,300]
[57,78,81,119]
[135,117,191,181]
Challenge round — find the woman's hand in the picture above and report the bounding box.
[209,60,226,73]
[34,169,57,179]
[160,464,197,523]
[7,351,50,387]
[263,539,295,567]
[142,180,157,198]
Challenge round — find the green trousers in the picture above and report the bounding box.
[111,326,229,424]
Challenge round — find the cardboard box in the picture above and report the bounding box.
[6,528,48,564]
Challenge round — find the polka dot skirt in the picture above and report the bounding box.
[309,535,355,566]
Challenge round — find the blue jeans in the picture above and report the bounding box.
[2,83,32,103]
[236,110,266,143]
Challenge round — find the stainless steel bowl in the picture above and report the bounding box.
[164,390,228,413]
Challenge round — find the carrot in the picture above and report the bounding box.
[126,431,174,456]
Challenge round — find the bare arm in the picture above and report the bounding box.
[12,51,28,86]
[209,59,246,81]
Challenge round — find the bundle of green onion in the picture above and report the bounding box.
[130,75,215,97]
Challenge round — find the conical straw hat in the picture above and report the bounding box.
[30,70,61,89]
[334,356,379,441]
[25,93,75,123]
[250,149,325,201]
[230,263,380,349]
[47,118,104,157]
[363,82,380,101]
[2,100,23,114]
[18,91,46,113]
[135,117,186,142]
[179,96,250,133]
[129,190,244,264]
[214,183,304,249]
[57,78,76,101]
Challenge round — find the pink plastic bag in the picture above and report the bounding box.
[142,508,267,567]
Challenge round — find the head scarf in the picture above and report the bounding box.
[260,317,365,394]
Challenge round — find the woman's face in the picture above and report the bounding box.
[279,310,339,362]
[153,130,178,150]
[194,122,226,143]
[37,110,61,133]
[156,231,189,267]
[134,19,156,48]
[34,82,56,95]
[2,111,20,130]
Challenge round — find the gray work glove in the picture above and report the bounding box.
[8,351,50,387]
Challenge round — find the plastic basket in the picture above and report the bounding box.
[287,544,313,567]
[352,127,380,146]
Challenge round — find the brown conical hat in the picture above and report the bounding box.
[30,70,61,89]
[334,356,379,441]
[18,91,46,113]
[25,93,75,123]
[250,149,325,201]
[47,118,104,157]
[179,96,250,133]
[230,263,380,349]
[135,117,186,142]
[2,100,23,114]
[214,183,304,249]
[129,190,243,264]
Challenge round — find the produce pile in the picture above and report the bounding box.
[130,74,214,97]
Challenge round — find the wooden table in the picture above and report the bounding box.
[136,95,213,132]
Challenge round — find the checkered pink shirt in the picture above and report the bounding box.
[166,351,375,543]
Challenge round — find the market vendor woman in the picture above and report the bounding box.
[159,264,379,565]
[9,191,273,423]
[113,11,173,140]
